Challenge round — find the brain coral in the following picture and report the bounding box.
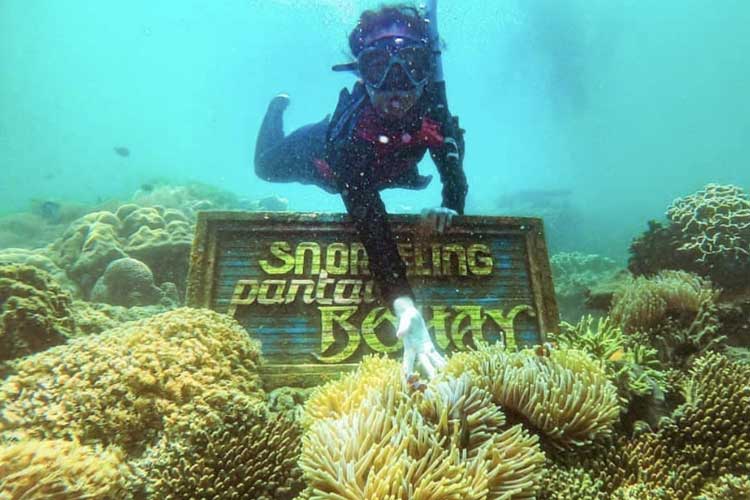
[300,356,544,499]
[0,308,263,456]
[0,264,75,361]
[141,394,304,500]
[0,438,132,499]
[90,257,165,307]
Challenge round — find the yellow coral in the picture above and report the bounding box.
[301,355,545,499]
[0,439,131,499]
[446,346,619,448]
[0,308,263,455]
[142,394,304,500]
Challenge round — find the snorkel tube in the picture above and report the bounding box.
[425,0,444,82]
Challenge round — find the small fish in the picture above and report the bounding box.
[608,348,626,363]
[114,146,130,157]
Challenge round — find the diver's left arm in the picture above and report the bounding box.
[425,81,468,218]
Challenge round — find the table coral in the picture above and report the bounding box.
[0,308,263,456]
[0,264,75,361]
[0,438,132,499]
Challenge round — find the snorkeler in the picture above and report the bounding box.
[254,1,467,379]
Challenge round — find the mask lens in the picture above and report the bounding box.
[399,46,431,83]
[358,48,390,86]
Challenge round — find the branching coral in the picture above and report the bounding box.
[445,346,620,449]
[0,308,263,456]
[300,356,545,499]
[0,264,75,361]
[0,439,132,499]
[141,395,304,500]
[667,183,750,264]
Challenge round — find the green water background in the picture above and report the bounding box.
[1,0,748,260]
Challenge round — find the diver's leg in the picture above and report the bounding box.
[254,95,328,185]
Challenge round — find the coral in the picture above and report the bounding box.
[550,252,624,321]
[0,248,79,296]
[0,308,263,456]
[48,204,194,296]
[538,463,606,500]
[300,356,544,499]
[610,483,671,499]
[140,395,304,500]
[49,211,127,293]
[0,264,75,361]
[0,211,66,250]
[610,270,719,334]
[697,474,750,499]
[0,438,132,499]
[90,257,166,307]
[70,300,170,336]
[667,183,750,263]
[268,385,315,419]
[553,315,667,410]
[444,347,620,448]
[630,184,750,289]
[123,219,193,288]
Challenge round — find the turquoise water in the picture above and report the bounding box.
[1,0,749,259]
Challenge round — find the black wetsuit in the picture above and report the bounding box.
[255,80,467,304]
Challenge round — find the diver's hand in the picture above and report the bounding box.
[421,207,458,234]
[394,296,445,379]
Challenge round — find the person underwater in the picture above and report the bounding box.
[254,1,468,380]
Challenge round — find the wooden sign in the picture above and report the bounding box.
[187,212,558,388]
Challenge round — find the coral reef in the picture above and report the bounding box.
[48,205,192,296]
[70,300,170,336]
[0,211,67,250]
[90,257,172,307]
[444,346,620,449]
[0,438,132,499]
[553,315,667,413]
[0,308,263,456]
[0,247,79,296]
[550,251,625,320]
[0,264,75,361]
[610,270,724,368]
[697,474,750,499]
[300,356,545,499]
[139,394,304,500]
[629,183,750,289]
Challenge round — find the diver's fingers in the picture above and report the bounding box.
[428,350,446,369]
[418,353,437,379]
[403,350,417,376]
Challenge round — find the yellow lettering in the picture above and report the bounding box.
[295,242,321,275]
[483,305,535,351]
[350,243,370,276]
[259,242,294,275]
[227,279,259,316]
[442,244,468,276]
[425,305,451,350]
[326,243,349,275]
[258,280,286,305]
[413,244,432,277]
[285,279,315,304]
[333,279,363,305]
[361,307,400,353]
[467,244,493,276]
[314,306,361,363]
[450,305,484,350]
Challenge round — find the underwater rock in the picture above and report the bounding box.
[0,264,75,361]
[0,308,263,456]
[90,257,165,307]
[139,394,304,499]
[70,300,171,337]
[0,438,132,499]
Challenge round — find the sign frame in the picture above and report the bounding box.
[187,212,559,388]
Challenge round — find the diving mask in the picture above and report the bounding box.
[333,36,433,90]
